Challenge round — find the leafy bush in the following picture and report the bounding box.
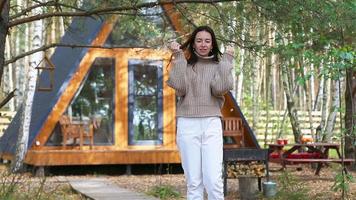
[147,185,181,200]
[271,171,309,200]
[0,166,80,200]
[332,171,355,199]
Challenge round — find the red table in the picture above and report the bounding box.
[268,143,354,175]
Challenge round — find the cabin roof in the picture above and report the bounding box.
[0,17,104,155]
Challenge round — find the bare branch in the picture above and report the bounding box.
[8,0,238,28]
[10,1,56,20]
[0,89,16,109]
[4,43,165,65]
[10,1,85,20]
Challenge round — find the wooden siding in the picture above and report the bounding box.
[25,149,180,166]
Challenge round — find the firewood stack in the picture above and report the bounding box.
[226,161,266,178]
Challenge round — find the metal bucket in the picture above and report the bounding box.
[263,181,277,198]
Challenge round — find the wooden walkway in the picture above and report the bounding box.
[69,177,159,200]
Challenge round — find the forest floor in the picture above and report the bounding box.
[1,163,356,199]
[107,163,356,200]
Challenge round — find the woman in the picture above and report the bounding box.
[167,26,234,200]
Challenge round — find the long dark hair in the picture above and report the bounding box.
[180,26,222,65]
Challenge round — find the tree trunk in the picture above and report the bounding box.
[270,22,277,110]
[313,70,323,111]
[0,0,10,87]
[344,69,356,169]
[12,1,43,172]
[320,75,329,140]
[252,53,258,131]
[323,80,341,142]
[281,63,302,142]
[236,17,245,104]
[5,30,14,110]
[250,24,260,131]
[263,21,273,146]
[299,60,314,139]
[310,63,315,110]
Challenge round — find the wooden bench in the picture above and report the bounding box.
[270,152,322,159]
[283,158,355,175]
[284,158,355,164]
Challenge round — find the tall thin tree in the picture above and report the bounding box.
[12,0,43,172]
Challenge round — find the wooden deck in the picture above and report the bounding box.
[25,149,181,166]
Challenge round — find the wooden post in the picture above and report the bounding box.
[34,166,46,177]
[126,164,132,175]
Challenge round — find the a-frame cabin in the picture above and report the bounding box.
[0,3,260,167]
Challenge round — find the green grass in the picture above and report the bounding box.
[147,185,181,200]
[269,171,310,200]
[0,165,82,200]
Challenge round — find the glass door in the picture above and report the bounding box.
[46,57,115,146]
[128,59,163,145]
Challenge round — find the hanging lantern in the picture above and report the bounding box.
[36,55,55,91]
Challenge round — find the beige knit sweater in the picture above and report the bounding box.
[167,50,234,117]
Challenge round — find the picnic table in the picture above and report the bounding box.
[268,143,355,175]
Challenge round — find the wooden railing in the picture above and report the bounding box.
[222,117,244,149]
[244,110,341,143]
[0,111,16,137]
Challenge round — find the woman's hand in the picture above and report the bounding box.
[225,44,235,56]
[168,41,181,52]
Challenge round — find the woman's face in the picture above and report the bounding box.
[193,30,212,57]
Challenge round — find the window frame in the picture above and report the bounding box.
[127,59,163,146]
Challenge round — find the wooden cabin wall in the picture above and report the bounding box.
[25,48,180,166]
[26,150,180,166]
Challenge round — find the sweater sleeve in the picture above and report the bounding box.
[166,50,188,97]
[210,53,234,96]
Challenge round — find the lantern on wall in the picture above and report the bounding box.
[36,56,55,91]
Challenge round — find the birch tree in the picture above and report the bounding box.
[281,61,302,142]
[235,17,245,104]
[323,80,341,142]
[11,1,43,172]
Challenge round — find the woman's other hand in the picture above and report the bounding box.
[168,41,181,52]
[225,44,235,56]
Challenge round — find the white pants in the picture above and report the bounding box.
[177,117,224,200]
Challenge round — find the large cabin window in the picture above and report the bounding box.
[128,59,163,145]
[46,57,115,146]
